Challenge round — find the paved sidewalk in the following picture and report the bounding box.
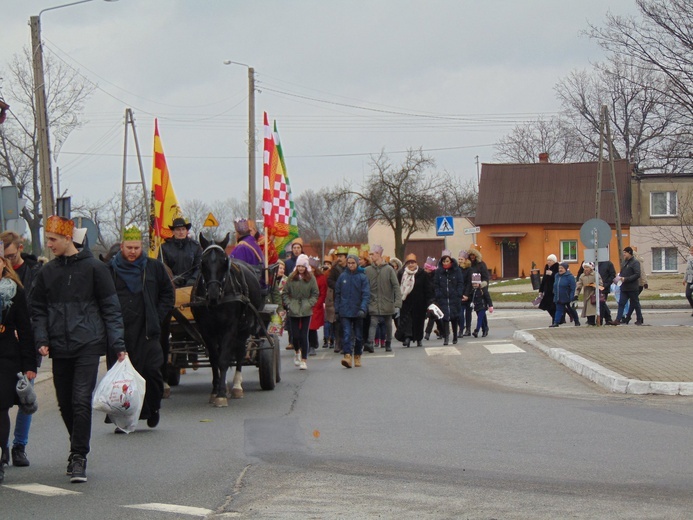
[514,325,693,395]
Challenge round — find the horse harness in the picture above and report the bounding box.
[194,244,251,307]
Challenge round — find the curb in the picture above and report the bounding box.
[513,330,693,396]
[495,300,691,310]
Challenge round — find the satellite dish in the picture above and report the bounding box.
[580,218,612,248]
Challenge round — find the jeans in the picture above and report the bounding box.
[617,289,642,322]
[323,321,334,344]
[52,354,101,457]
[289,316,311,360]
[474,309,488,332]
[341,317,363,355]
[554,302,580,325]
[368,315,392,346]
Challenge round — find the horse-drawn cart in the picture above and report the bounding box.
[166,265,282,392]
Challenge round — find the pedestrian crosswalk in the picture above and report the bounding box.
[3,483,81,496]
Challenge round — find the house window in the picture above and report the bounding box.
[652,247,678,272]
[650,191,677,217]
[560,240,577,262]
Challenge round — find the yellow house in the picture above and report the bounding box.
[367,216,476,263]
[474,160,633,278]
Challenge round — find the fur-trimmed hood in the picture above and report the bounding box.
[467,248,483,262]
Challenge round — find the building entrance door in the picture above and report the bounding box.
[501,241,519,278]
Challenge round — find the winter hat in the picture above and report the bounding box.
[582,261,594,270]
[405,253,417,264]
[295,254,310,270]
[371,244,384,255]
[347,253,359,263]
[547,254,557,263]
[389,257,402,271]
[308,256,321,269]
[623,246,634,255]
[458,250,469,260]
[424,257,436,271]
[559,262,570,270]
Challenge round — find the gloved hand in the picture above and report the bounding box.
[357,310,366,319]
[644,283,648,289]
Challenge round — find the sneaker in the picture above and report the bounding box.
[299,360,307,370]
[11,445,29,467]
[472,330,479,337]
[293,352,301,366]
[147,409,160,428]
[308,347,317,356]
[364,343,375,353]
[635,320,644,325]
[66,453,74,475]
[70,455,87,483]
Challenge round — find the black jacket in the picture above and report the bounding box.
[598,261,617,294]
[110,255,175,340]
[31,249,125,358]
[161,237,202,287]
[620,256,641,292]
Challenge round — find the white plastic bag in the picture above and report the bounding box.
[92,356,146,433]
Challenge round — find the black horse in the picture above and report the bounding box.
[192,233,264,407]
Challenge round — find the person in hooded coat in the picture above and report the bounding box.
[396,254,433,347]
[434,250,465,345]
[538,254,559,325]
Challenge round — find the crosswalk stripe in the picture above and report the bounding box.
[484,344,525,354]
[425,347,461,356]
[3,483,81,496]
[123,503,215,516]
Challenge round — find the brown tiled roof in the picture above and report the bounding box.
[474,160,632,226]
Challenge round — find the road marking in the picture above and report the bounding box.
[484,343,525,354]
[425,347,461,356]
[3,483,81,496]
[123,503,215,516]
[467,339,511,344]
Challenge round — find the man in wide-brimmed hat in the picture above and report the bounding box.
[161,217,202,288]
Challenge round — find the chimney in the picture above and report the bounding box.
[538,152,549,163]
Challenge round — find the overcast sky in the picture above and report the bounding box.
[2,0,640,216]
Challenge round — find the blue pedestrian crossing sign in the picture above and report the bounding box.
[435,216,454,236]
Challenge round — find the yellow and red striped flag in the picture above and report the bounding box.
[262,112,298,252]
[148,119,182,258]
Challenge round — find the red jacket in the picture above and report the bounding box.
[309,272,327,330]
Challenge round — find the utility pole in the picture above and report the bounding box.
[30,14,54,233]
[247,67,256,220]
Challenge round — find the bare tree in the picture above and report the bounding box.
[436,175,478,217]
[0,48,95,253]
[296,187,368,244]
[338,149,456,259]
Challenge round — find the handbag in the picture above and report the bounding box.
[589,293,605,305]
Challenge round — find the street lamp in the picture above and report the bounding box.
[223,60,256,220]
[30,0,118,236]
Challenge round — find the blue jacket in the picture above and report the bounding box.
[553,271,576,304]
[335,268,370,318]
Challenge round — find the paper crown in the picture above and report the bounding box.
[347,246,359,257]
[360,243,370,253]
[234,218,251,235]
[336,245,349,255]
[371,244,384,255]
[308,256,320,268]
[123,226,142,241]
[46,215,74,237]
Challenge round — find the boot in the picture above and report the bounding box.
[11,445,29,467]
[463,328,471,337]
[482,328,489,337]
[308,347,317,356]
[403,338,411,348]
[364,342,375,353]
[424,333,430,341]
[443,335,449,346]
[0,446,8,468]
[384,341,392,352]
[341,354,352,368]
[452,331,458,344]
[354,355,362,368]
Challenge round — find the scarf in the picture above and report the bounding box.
[400,266,418,301]
[0,277,17,311]
[111,252,147,293]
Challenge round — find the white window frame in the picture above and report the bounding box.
[650,191,677,217]
[560,240,577,262]
[652,247,678,272]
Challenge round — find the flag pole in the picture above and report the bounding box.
[264,226,269,286]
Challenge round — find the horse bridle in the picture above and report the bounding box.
[201,244,228,294]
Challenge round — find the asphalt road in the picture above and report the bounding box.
[3,308,693,519]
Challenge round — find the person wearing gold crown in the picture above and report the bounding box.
[108,226,174,431]
[326,245,349,353]
[161,217,202,288]
[32,215,126,483]
[229,218,264,267]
